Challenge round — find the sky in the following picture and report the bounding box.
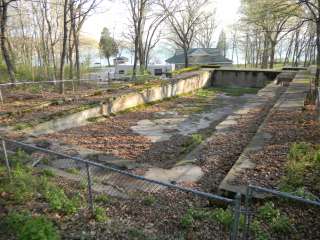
[82,0,241,64]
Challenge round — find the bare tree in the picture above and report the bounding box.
[195,12,216,48]
[127,0,149,80]
[295,0,320,89]
[160,0,208,67]
[0,0,16,83]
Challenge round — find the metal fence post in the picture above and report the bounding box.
[85,163,94,215]
[230,193,241,240]
[243,186,253,240]
[1,140,11,178]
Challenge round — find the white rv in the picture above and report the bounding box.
[114,64,175,79]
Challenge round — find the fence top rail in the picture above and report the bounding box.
[0,136,234,204]
[249,184,320,207]
[0,78,105,87]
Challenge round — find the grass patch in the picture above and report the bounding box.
[279,142,320,199]
[13,122,33,130]
[180,134,203,155]
[195,88,219,98]
[180,207,243,230]
[95,194,111,204]
[142,195,157,206]
[65,168,80,175]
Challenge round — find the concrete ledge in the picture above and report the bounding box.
[26,71,212,136]
[219,69,310,196]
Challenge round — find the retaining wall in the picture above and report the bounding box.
[212,69,280,88]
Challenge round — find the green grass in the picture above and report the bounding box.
[195,88,219,97]
[279,142,320,199]
[180,207,244,230]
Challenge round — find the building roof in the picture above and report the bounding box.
[166,48,232,65]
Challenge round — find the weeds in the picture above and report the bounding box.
[41,181,79,215]
[94,207,108,223]
[142,195,157,206]
[250,201,294,239]
[5,211,60,240]
[279,142,320,197]
[180,134,203,154]
[95,194,111,205]
[0,158,81,215]
[180,207,239,230]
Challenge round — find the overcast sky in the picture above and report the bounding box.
[82,0,241,63]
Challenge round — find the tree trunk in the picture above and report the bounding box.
[68,23,74,80]
[269,41,276,69]
[0,2,16,83]
[183,47,188,68]
[59,0,69,94]
[74,33,80,81]
[315,19,320,90]
[261,34,269,69]
[107,57,110,67]
[132,35,138,81]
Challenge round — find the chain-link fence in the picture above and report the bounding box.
[242,185,320,240]
[0,78,112,104]
[0,136,242,240]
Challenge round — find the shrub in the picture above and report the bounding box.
[211,208,234,228]
[255,202,293,236]
[250,220,269,240]
[42,184,78,215]
[257,202,280,222]
[5,212,60,240]
[9,149,31,166]
[270,215,293,234]
[0,165,36,203]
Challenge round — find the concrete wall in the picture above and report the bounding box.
[26,71,212,136]
[212,69,280,88]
